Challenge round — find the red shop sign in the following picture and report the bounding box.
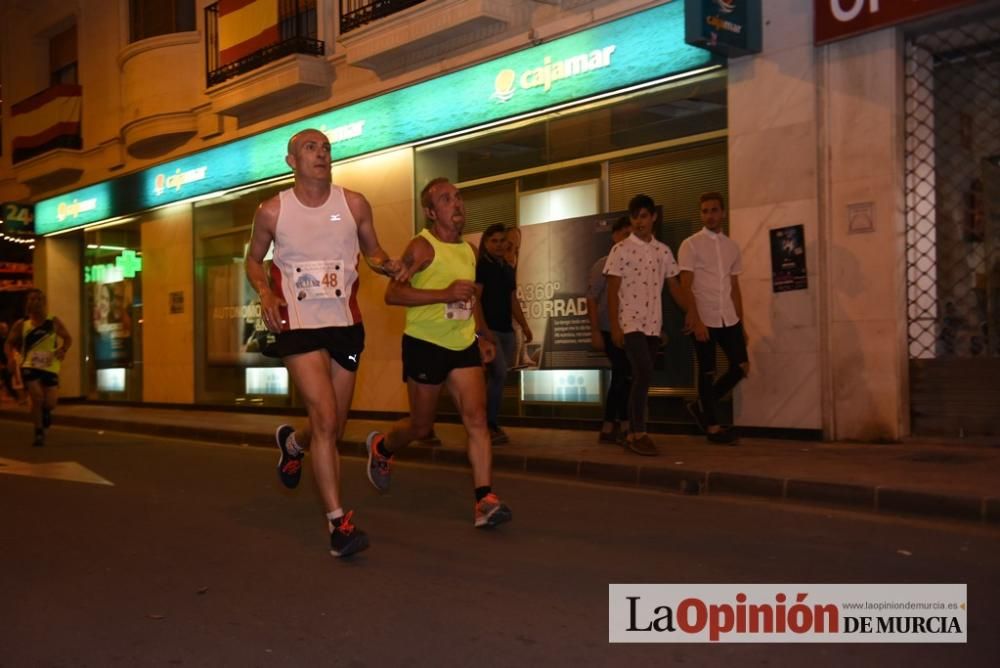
[815,0,983,45]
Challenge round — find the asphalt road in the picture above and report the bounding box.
[2,421,998,667]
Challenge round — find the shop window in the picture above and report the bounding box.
[193,181,290,406]
[129,0,196,43]
[84,224,143,401]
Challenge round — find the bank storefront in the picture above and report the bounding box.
[37,3,730,424]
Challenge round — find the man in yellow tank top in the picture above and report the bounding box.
[365,177,512,529]
[4,289,72,447]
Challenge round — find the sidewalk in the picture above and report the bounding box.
[2,402,998,526]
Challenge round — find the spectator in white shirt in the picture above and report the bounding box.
[604,195,685,456]
[678,192,749,445]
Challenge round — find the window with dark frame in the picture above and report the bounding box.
[129,0,196,43]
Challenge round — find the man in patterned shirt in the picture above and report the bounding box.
[604,194,687,456]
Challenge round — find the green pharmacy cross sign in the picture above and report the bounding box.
[116,250,142,278]
[36,2,718,236]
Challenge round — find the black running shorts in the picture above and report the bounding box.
[275,323,365,372]
[402,334,481,385]
[21,368,59,387]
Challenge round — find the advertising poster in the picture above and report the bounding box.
[91,280,133,367]
[512,211,628,370]
[770,224,808,293]
[205,261,275,365]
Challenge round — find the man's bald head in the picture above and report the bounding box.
[287,128,328,157]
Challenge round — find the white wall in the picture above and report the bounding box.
[728,1,909,440]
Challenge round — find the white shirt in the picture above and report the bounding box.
[272,187,362,329]
[677,227,742,328]
[603,234,679,336]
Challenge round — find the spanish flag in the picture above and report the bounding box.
[219,0,280,66]
[10,84,82,164]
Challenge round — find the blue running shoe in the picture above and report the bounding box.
[365,431,392,492]
[330,511,370,558]
[275,424,304,489]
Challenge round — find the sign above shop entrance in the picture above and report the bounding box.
[815,0,980,45]
[35,1,718,236]
[685,0,761,57]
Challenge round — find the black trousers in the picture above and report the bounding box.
[693,322,748,426]
[623,332,660,434]
[600,331,631,423]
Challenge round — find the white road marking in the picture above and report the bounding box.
[0,457,114,486]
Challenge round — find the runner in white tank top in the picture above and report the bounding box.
[244,128,415,558]
[270,186,362,330]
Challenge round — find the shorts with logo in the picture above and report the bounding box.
[22,368,60,387]
[402,334,481,385]
[275,323,364,372]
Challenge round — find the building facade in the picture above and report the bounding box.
[1,0,997,440]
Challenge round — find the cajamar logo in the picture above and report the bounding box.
[492,45,617,103]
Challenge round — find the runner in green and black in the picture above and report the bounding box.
[367,177,512,529]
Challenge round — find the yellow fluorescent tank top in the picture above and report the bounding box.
[405,228,477,351]
[21,318,61,374]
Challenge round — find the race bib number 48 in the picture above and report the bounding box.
[294,260,347,300]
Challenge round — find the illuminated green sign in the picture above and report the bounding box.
[84,250,143,283]
[37,2,717,235]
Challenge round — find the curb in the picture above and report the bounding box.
[3,411,998,526]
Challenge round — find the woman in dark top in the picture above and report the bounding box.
[476,224,532,445]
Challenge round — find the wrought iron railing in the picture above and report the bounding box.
[205,0,323,87]
[339,0,426,34]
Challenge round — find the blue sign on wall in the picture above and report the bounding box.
[36,2,719,235]
[685,0,761,58]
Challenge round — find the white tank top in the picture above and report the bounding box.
[270,187,362,329]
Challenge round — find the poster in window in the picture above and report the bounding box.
[205,261,276,365]
[91,280,133,367]
[769,224,807,293]
[508,211,627,369]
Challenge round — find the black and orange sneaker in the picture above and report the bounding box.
[365,431,392,492]
[474,493,512,528]
[275,424,304,489]
[329,511,370,558]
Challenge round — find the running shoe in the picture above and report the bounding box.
[706,428,739,445]
[627,434,659,456]
[598,428,619,444]
[275,424,303,489]
[474,492,512,528]
[365,431,392,492]
[329,511,370,558]
[489,427,510,446]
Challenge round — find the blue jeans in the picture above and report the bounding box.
[486,330,517,429]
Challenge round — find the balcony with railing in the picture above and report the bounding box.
[339,0,427,34]
[337,0,520,76]
[204,0,331,121]
[205,0,324,87]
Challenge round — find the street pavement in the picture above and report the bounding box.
[1,401,998,526]
[1,421,999,666]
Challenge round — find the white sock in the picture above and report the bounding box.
[326,508,344,529]
[287,432,303,455]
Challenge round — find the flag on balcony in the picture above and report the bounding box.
[219,0,280,66]
[10,84,82,164]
